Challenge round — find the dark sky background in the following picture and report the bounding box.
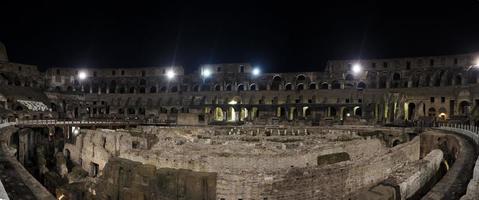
[1,0,479,72]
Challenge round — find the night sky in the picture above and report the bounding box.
[1,0,479,72]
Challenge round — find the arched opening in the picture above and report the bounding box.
[320,83,329,89]
[357,82,366,89]
[407,103,416,120]
[225,84,232,91]
[214,107,223,121]
[150,87,157,93]
[428,107,436,117]
[459,101,470,115]
[200,84,210,91]
[240,108,248,121]
[303,107,311,118]
[455,75,463,86]
[393,73,401,81]
[379,76,387,88]
[129,87,135,93]
[353,106,361,117]
[297,74,306,82]
[170,107,178,114]
[193,85,199,92]
[118,86,126,94]
[309,83,316,90]
[285,83,293,91]
[392,140,400,147]
[160,86,167,92]
[170,86,178,93]
[250,84,257,91]
[215,85,221,91]
[139,87,145,93]
[237,84,245,91]
[345,74,353,81]
[271,76,282,90]
[331,81,341,89]
[342,107,351,120]
[277,107,286,118]
[296,84,304,91]
[329,107,337,117]
[227,107,236,121]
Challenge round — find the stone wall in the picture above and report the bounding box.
[64,126,419,199]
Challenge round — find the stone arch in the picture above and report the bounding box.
[309,82,316,90]
[459,101,470,115]
[455,74,463,86]
[357,82,366,89]
[296,83,304,91]
[331,81,341,89]
[320,82,329,89]
[170,86,178,93]
[428,107,436,117]
[379,76,387,88]
[237,84,245,91]
[407,103,416,120]
[150,86,157,93]
[285,83,293,90]
[345,74,353,81]
[354,106,361,116]
[200,84,210,91]
[214,84,221,91]
[139,87,146,93]
[129,87,135,93]
[170,107,179,114]
[225,84,232,91]
[193,85,199,92]
[271,76,282,90]
[249,83,257,91]
[296,74,306,82]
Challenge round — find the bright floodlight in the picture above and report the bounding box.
[78,71,87,80]
[352,63,362,74]
[252,67,261,76]
[166,69,175,80]
[201,68,211,78]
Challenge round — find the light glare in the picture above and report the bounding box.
[252,68,261,76]
[78,71,87,80]
[166,69,175,80]
[352,63,361,74]
[202,68,211,78]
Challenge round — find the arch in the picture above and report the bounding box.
[320,82,329,89]
[296,74,306,82]
[271,76,282,90]
[428,107,436,117]
[150,86,157,93]
[225,84,232,91]
[214,85,221,91]
[285,83,293,91]
[237,84,245,91]
[393,73,401,81]
[309,83,316,90]
[303,107,311,118]
[357,82,366,89]
[296,83,304,91]
[459,101,470,115]
[170,86,178,93]
[249,83,257,91]
[455,74,463,86]
[129,87,135,93]
[239,108,248,121]
[331,81,341,89]
[193,85,200,92]
[342,107,351,119]
[379,76,387,88]
[345,74,353,81]
[159,86,167,92]
[407,103,416,120]
[353,106,361,116]
[200,84,210,91]
[170,107,178,114]
[214,107,224,121]
[139,87,146,93]
[118,86,126,94]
